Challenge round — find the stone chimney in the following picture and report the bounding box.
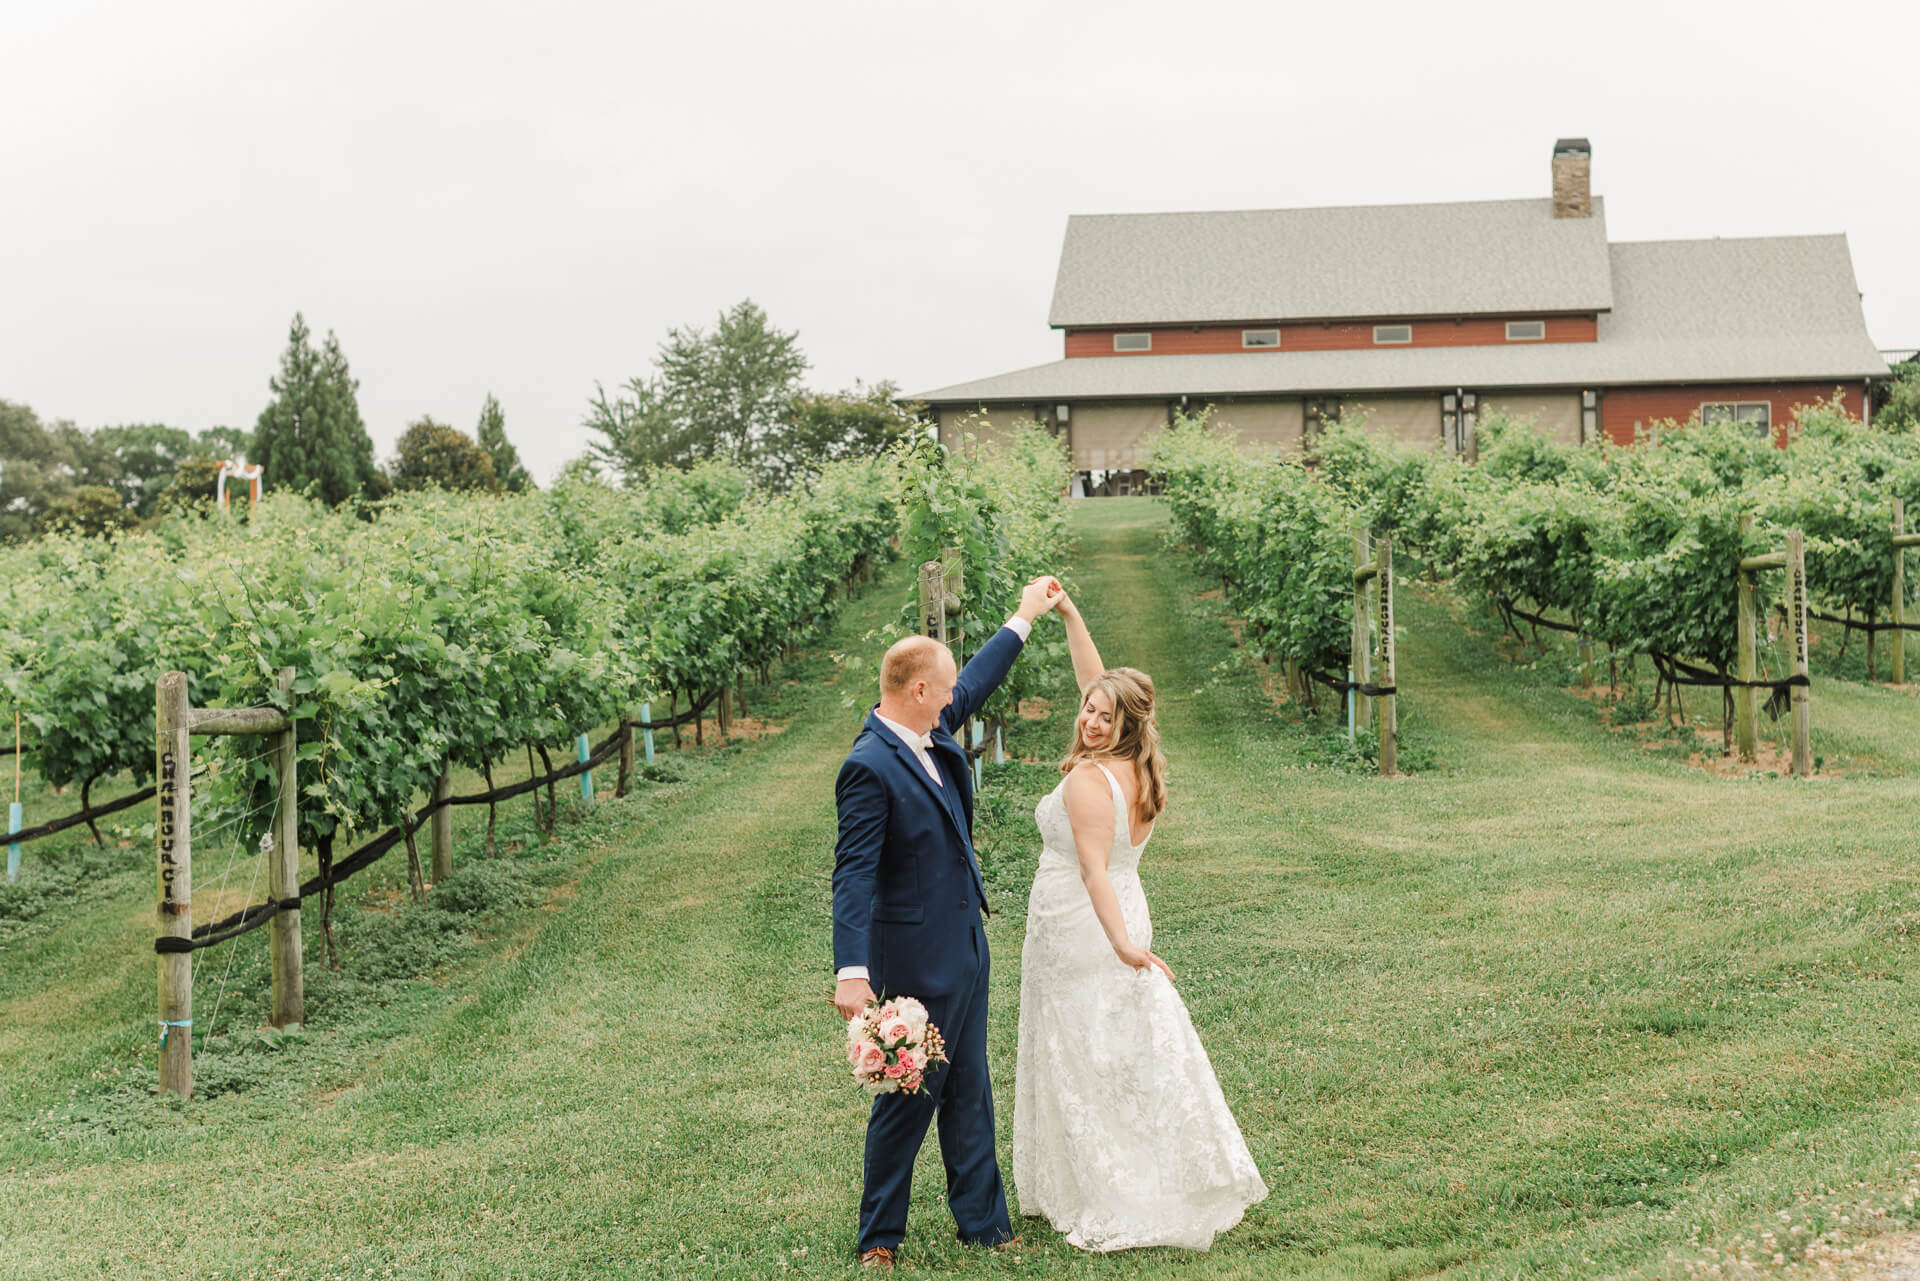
[1552,138,1592,218]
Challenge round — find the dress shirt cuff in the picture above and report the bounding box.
[836,966,871,982]
[1003,615,1033,642]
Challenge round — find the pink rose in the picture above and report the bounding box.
[882,1019,911,1045]
[901,1071,923,1092]
[883,1062,907,1079]
[859,1044,887,1073]
[896,1049,921,1073]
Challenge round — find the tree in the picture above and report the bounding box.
[1877,360,1920,432]
[586,299,807,484]
[39,485,136,537]
[159,456,227,513]
[391,418,498,492]
[0,400,76,540]
[196,425,252,461]
[252,313,380,505]
[585,376,703,476]
[659,299,807,470]
[475,393,533,491]
[90,424,193,517]
[760,381,920,491]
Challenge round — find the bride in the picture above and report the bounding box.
[1013,591,1268,1252]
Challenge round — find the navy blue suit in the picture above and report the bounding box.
[832,624,1027,1253]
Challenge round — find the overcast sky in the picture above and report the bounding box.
[4,0,1915,483]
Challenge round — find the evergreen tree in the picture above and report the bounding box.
[252,313,380,505]
[475,393,533,491]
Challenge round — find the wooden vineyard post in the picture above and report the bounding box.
[156,672,193,1098]
[155,671,300,1096]
[267,668,303,1029]
[7,708,19,883]
[1788,528,1812,777]
[1896,498,1907,687]
[1893,497,1920,687]
[1350,524,1373,733]
[942,552,964,647]
[1376,536,1397,778]
[431,766,453,883]
[919,561,949,646]
[1735,515,1759,762]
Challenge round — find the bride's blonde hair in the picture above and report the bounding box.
[1059,667,1168,824]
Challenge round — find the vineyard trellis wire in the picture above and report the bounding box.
[1284,397,1920,768]
[0,454,901,1099]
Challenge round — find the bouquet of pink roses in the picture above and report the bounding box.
[845,995,948,1095]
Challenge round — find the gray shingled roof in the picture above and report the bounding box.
[1047,198,1615,327]
[918,235,1888,403]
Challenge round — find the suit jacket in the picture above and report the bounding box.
[830,624,1026,999]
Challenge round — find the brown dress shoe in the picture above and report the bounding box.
[860,1245,897,1269]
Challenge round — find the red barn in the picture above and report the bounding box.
[914,140,1891,490]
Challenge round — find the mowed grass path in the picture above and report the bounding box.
[4,498,1920,1279]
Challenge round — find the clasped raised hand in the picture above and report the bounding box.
[1018,575,1066,622]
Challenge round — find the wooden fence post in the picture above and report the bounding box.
[7,710,18,883]
[431,766,453,883]
[919,561,948,645]
[1350,524,1373,732]
[156,671,193,1099]
[617,718,634,797]
[1376,536,1397,778]
[1895,496,1911,686]
[268,668,303,1029]
[1735,515,1759,762]
[1789,529,1812,777]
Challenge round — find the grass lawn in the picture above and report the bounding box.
[3,497,1920,1280]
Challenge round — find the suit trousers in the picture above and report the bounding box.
[857,916,1013,1252]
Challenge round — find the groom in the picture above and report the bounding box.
[831,575,1062,1268]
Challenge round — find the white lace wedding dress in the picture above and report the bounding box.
[1013,763,1268,1251]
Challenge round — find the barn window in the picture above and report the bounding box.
[1373,324,1412,345]
[1505,320,1546,341]
[1701,402,1771,436]
[1113,333,1152,352]
[1242,329,1280,349]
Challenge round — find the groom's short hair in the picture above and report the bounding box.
[881,635,947,695]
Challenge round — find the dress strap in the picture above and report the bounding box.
[1091,762,1129,830]
[1091,760,1150,847]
